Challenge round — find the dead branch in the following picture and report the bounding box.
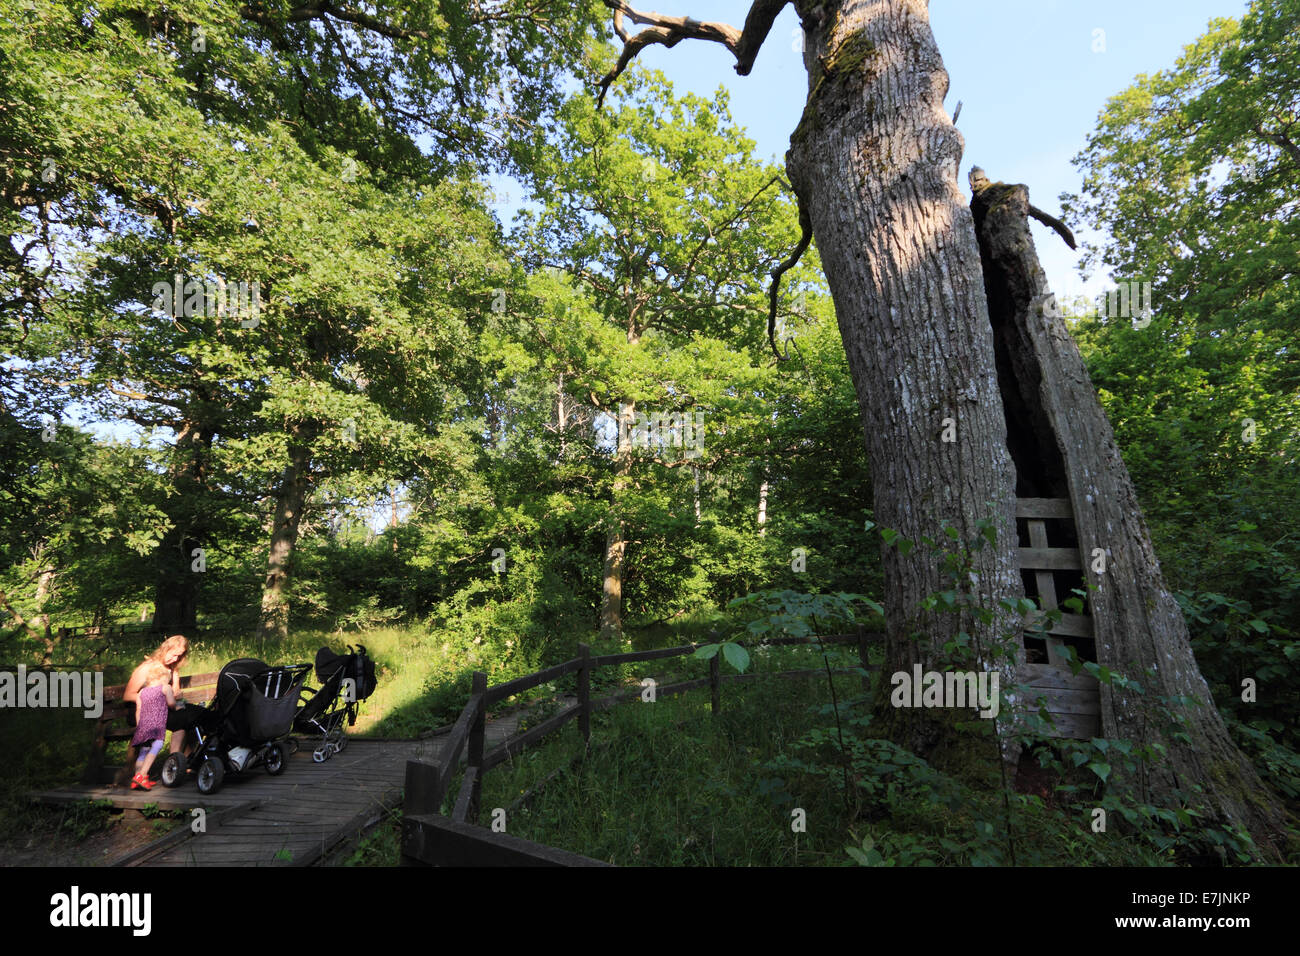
[596,1,789,105]
[767,196,812,361]
[1028,204,1077,250]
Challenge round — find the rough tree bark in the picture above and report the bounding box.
[971,175,1287,857]
[783,0,1025,756]
[257,426,314,642]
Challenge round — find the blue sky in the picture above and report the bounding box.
[577,0,1249,299]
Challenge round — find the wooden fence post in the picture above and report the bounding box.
[710,652,720,716]
[467,671,486,824]
[577,643,590,748]
[404,760,443,816]
[402,758,444,866]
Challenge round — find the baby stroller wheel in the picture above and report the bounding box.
[160,752,185,788]
[265,743,286,775]
[196,757,225,795]
[312,746,329,763]
[335,735,347,753]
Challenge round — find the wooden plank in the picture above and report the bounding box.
[481,705,580,772]
[1025,610,1093,639]
[452,767,478,823]
[757,634,863,648]
[577,643,590,746]
[1022,688,1101,715]
[588,633,866,670]
[30,788,244,811]
[484,660,581,707]
[1027,519,1060,606]
[650,677,711,699]
[402,813,613,867]
[1033,710,1101,739]
[1018,547,1082,571]
[590,645,695,668]
[435,692,483,795]
[718,667,860,684]
[293,792,404,867]
[1015,497,1073,519]
[466,672,486,824]
[1019,663,1101,691]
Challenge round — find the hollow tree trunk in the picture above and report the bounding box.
[258,429,313,642]
[785,0,1024,754]
[971,177,1287,858]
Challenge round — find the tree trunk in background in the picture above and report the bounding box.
[34,553,55,664]
[599,401,633,642]
[971,177,1286,857]
[557,373,569,460]
[152,421,212,633]
[0,586,40,639]
[786,0,1023,754]
[600,312,642,644]
[757,476,769,535]
[693,466,702,526]
[257,429,313,642]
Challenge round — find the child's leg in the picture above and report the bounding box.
[138,739,165,777]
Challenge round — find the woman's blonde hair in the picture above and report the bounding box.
[142,661,171,686]
[148,634,190,667]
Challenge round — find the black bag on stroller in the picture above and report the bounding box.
[161,658,310,795]
[293,645,376,762]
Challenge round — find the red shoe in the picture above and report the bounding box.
[132,773,155,791]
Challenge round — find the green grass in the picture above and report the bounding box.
[482,674,861,865]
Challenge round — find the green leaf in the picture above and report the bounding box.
[721,641,750,674]
[1087,761,1111,783]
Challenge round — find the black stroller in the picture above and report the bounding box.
[160,658,310,795]
[293,645,376,763]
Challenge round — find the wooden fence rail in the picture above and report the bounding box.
[402,632,873,866]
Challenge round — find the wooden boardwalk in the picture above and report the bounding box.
[35,706,543,866]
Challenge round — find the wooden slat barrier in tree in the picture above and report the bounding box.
[402,633,873,866]
[1015,497,1101,739]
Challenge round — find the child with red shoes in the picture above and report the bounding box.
[130,661,179,790]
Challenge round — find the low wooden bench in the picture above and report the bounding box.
[84,671,219,786]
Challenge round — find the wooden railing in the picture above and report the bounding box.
[400,632,875,867]
[56,623,162,641]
